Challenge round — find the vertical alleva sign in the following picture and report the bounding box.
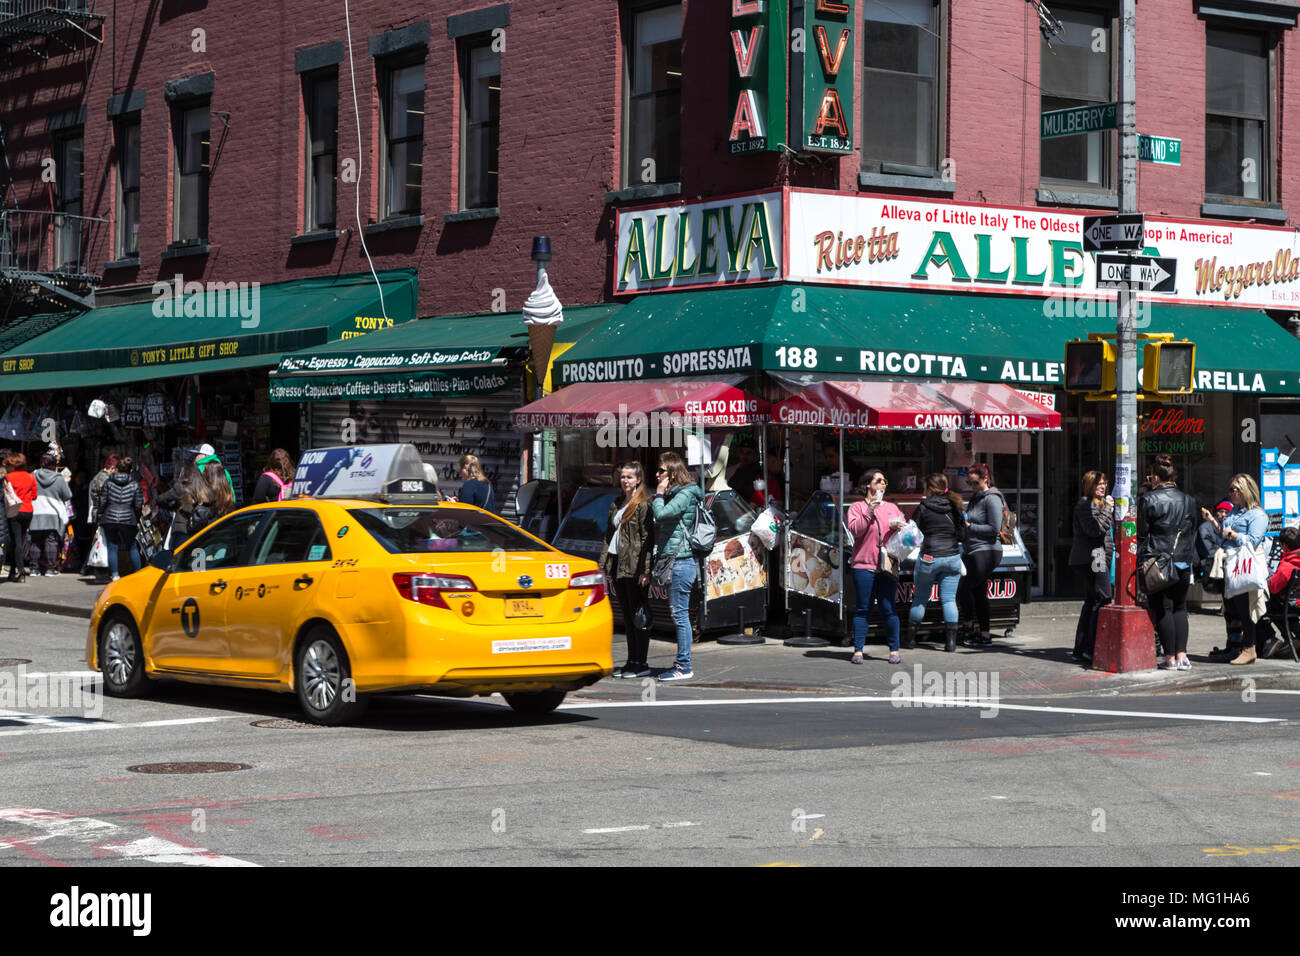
[727,0,787,154]
[792,0,855,153]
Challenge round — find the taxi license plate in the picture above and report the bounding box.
[505,595,543,618]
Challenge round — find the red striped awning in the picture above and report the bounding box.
[512,381,770,429]
[771,380,1061,431]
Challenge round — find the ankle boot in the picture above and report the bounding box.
[1229,645,1257,665]
[945,623,958,653]
[902,622,916,650]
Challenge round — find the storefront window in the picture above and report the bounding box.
[1137,393,1233,505]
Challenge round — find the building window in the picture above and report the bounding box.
[623,3,681,187]
[304,70,338,230]
[380,60,424,219]
[1039,6,1113,191]
[115,117,140,259]
[52,132,83,270]
[862,0,941,175]
[173,102,210,242]
[1205,28,1271,202]
[460,39,500,210]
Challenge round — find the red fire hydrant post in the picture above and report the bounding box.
[1093,507,1156,672]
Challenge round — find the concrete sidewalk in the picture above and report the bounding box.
[2,571,1297,699]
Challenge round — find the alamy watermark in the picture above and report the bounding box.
[890,665,1000,718]
[151,274,261,329]
[0,665,102,719]
[594,404,711,449]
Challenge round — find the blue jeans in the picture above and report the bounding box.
[103,523,139,577]
[909,553,963,625]
[669,557,698,670]
[851,567,900,652]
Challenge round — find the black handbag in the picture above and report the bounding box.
[1140,531,1182,594]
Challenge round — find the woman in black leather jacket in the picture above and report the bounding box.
[1138,454,1198,670]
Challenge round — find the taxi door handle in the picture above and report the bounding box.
[294,574,314,591]
[210,579,227,594]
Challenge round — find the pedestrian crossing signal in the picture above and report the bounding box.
[1064,339,1116,393]
[1142,341,1195,394]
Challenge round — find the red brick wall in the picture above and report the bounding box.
[0,0,1294,321]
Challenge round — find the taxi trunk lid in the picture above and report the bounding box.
[397,553,601,626]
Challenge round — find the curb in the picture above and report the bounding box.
[0,597,94,621]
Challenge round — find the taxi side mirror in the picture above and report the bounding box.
[149,549,175,573]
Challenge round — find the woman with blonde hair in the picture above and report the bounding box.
[1201,473,1268,665]
[456,454,494,511]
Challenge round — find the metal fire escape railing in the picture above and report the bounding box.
[0,208,105,310]
[0,0,103,45]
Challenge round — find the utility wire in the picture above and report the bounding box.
[870,0,1048,94]
[343,0,388,321]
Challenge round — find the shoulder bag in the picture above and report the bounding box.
[1140,530,1182,594]
[652,532,685,588]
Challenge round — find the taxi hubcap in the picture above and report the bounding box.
[303,641,341,710]
[104,623,135,686]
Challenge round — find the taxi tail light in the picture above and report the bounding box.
[393,573,477,610]
[568,571,607,606]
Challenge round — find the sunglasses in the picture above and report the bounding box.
[656,468,667,475]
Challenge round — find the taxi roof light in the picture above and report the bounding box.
[393,572,477,609]
[569,571,607,606]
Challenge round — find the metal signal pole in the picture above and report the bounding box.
[1095,0,1156,671]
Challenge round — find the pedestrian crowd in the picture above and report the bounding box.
[0,443,296,583]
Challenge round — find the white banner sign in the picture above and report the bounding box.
[786,188,1300,310]
[614,191,783,293]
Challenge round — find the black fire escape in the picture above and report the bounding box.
[0,0,106,319]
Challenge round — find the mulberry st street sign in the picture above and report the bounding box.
[1041,102,1117,138]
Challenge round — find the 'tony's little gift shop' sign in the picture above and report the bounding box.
[614,187,1300,311]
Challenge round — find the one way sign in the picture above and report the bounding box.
[1082,213,1146,253]
[1095,254,1178,293]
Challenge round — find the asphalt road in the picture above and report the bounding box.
[1,607,1297,868]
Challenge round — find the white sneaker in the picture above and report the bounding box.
[110,574,120,581]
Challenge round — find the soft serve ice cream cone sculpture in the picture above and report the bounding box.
[522,264,564,390]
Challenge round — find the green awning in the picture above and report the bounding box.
[553,284,1300,395]
[0,270,418,392]
[272,302,621,378]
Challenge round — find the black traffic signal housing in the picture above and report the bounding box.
[1141,340,1196,394]
[1064,339,1116,393]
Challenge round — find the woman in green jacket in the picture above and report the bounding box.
[652,452,703,682]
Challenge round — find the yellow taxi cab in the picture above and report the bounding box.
[85,444,613,724]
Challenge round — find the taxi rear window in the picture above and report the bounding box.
[349,507,549,554]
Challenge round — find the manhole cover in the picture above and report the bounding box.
[0,659,32,666]
[127,762,252,775]
[251,718,326,730]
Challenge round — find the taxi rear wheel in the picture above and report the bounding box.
[100,613,149,698]
[503,690,566,716]
[294,628,368,725]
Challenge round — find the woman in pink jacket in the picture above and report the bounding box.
[846,469,905,665]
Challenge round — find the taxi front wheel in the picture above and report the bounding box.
[101,614,150,698]
[503,690,566,716]
[295,628,369,726]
